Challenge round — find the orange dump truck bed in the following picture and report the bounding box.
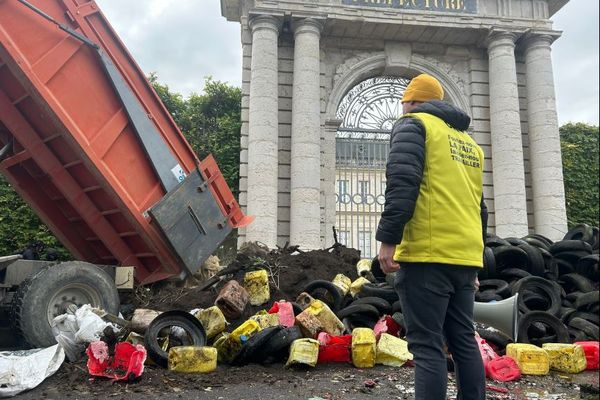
[0,0,251,284]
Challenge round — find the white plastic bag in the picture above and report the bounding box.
[51,313,81,362]
[73,305,111,344]
[51,304,118,361]
[0,344,64,398]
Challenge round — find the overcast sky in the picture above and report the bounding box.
[95,0,599,125]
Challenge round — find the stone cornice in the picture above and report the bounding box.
[233,1,558,31]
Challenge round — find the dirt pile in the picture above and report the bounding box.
[123,244,361,324]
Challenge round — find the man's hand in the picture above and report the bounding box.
[474,276,480,291]
[378,242,400,273]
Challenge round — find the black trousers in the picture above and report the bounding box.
[394,262,485,400]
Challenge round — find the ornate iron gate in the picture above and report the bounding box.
[335,77,410,258]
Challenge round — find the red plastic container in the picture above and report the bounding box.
[486,356,521,382]
[0,0,250,284]
[317,333,352,363]
[86,341,146,381]
[575,341,599,370]
[268,301,295,328]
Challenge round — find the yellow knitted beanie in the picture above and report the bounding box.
[402,74,444,103]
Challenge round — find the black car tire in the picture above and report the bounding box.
[559,273,595,293]
[478,279,511,298]
[576,254,599,282]
[574,291,599,310]
[500,268,531,281]
[571,311,600,326]
[517,244,545,277]
[11,261,120,348]
[525,234,554,247]
[370,256,386,282]
[145,311,207,368]
[550,239,592,255]
[337,303,380,320]
[260,326,303,363]
[568,317,599,341]
[480,247,496,279]
[302,280,344,311]
[476,327,512,352]
[493,245,528,272]
[563,224,594,243]
[517,311,569,344]
[359,282,399,303]
[350,297,392,315]
[475,290,502,302]
[511,277,561,316]
[555,258,576,276]
[486,237,511,248]
[522,237,550,251]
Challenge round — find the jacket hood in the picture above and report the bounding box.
[412,100,471,131]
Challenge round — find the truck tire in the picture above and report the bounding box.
[11,261,120,348]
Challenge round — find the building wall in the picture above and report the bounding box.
[227,0,568,248]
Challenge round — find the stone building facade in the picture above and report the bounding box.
[221,0,569,250]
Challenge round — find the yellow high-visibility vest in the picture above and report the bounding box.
[393,112,484,267]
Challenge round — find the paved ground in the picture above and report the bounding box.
[14,362,600,400]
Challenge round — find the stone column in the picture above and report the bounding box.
[486,30,529,238]
[246,15,280,247]
[290,18,323,249]
[322,119,342,248]
[523,32,568,241]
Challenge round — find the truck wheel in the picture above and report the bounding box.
[11,261,120,348]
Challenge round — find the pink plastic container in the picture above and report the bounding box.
[268,301,295,327]
[475,334,498,368]
[373,315,401,339]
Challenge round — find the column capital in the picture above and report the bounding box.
[292,18,324,37]
[248,14,282,34]
[485,29,519,51]
[520,30,561,52]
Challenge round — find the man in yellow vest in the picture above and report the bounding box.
[377,74,488,400]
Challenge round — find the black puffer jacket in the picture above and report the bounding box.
[375,100,488,245]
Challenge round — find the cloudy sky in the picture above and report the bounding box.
[95,0,599,125]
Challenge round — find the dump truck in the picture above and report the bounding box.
[0,0,252,348]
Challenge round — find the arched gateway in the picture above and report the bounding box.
[221,0,569,252]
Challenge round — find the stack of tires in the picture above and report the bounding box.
[301,224,598,355]
[477,224,599,349]
[300,276,403,335]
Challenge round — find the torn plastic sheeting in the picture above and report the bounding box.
[0,344,65,398]
[86,341,146,381]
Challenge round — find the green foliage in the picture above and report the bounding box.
[560,123,599,228]
[0,176,69,258]
[151,76,242,196]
